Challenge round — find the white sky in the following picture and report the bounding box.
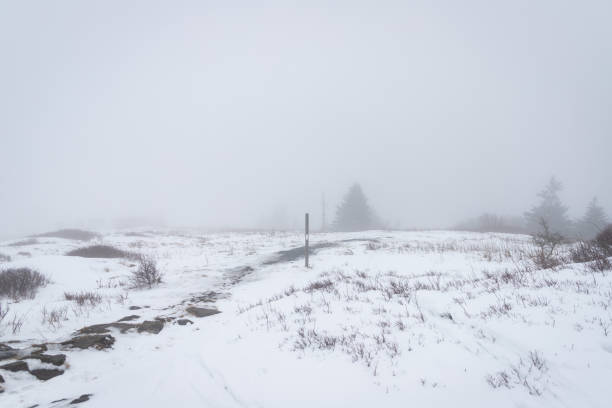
[1,0,611,237]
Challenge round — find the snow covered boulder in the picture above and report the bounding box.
[186,306,220,318]
[62,334,115,350]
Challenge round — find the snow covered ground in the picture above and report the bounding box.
[1,230,611,407]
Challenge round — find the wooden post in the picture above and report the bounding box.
[305,213,310,268]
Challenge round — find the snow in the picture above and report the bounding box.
[1,230,611,407]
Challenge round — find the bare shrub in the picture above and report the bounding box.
[116,292,129,305]
[41,306,69,330]
[0,267,49,300]
[486,351,549,396]
[304,279,335,293]
[530,219,564,270]
[569,241,601,263]
[130,255,163,288]
[9,312,26,334]
[0,302,9,324]
[66,245,131,259]
[64,291,103,307]
[569,240,611,273]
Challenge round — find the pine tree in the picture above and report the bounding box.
[524,177,572,236]
[333,184,375,232]
[577,197,608,239]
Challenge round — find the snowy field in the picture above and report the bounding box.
[1,229,611,407]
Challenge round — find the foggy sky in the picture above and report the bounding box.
[1,0,611,238]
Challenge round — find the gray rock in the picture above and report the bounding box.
[78,323,135,334]
[78,320,164,335]
[137,320,164,334]
[177,319,193,326]
[29,368,64,381]
[0,350,18,361]
[0,344,14,351]
[0,344,17,361]
[0,373,4,382]
[24,354,66,366]
[186,306,221,318]
[0,360,28,372]
[129,306,142,310]
[70,394,92,404]
[62,335,115,350]
[117,314,140,322]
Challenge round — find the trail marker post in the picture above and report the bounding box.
[305,213,310,268]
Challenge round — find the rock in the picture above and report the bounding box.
[189,291,228,303]
[177,319,193,326]
[0,360,28,372]
[129,306,142,310]
[0,373,4,382]
[24,354,66,366]
[29,344,48,354]
[0,344,17,361]
[78,320,164,335]
[62,335,115,350]
[137,320,164,334]
[117,315,140,322]
[70,394,92,404]
[0,350,18,361]
[0,344,13,351]
[79,323,135,334]
[186,306,221,318]
[51,399,68,403]
[29,368,64,381]
[0,384,4,393]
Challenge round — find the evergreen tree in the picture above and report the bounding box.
[524,177,572,236]
[577,197,608,239]
[333,184,376,232]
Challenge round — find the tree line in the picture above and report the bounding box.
[331,179,609,238]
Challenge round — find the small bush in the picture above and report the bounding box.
[41,306,69,330]
[304,279,335,293]
[486,351,549,396]
[569,239,611,273]
[130,255,162,289]
[530,219,564,270]
[66,245,130,259]
[64,291,103,307]
[0,268,49,300]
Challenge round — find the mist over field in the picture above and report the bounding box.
[1,0,610,238]
[2,3,612,407]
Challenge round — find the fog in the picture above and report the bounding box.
[1,0,611,238]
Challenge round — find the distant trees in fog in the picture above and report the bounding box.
[333,184,378,232]
[525,178,609,239]
[524,177,572,236]
[455,177,609,239]
[576,197,608,240]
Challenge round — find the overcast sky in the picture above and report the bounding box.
[1,0,610,237]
